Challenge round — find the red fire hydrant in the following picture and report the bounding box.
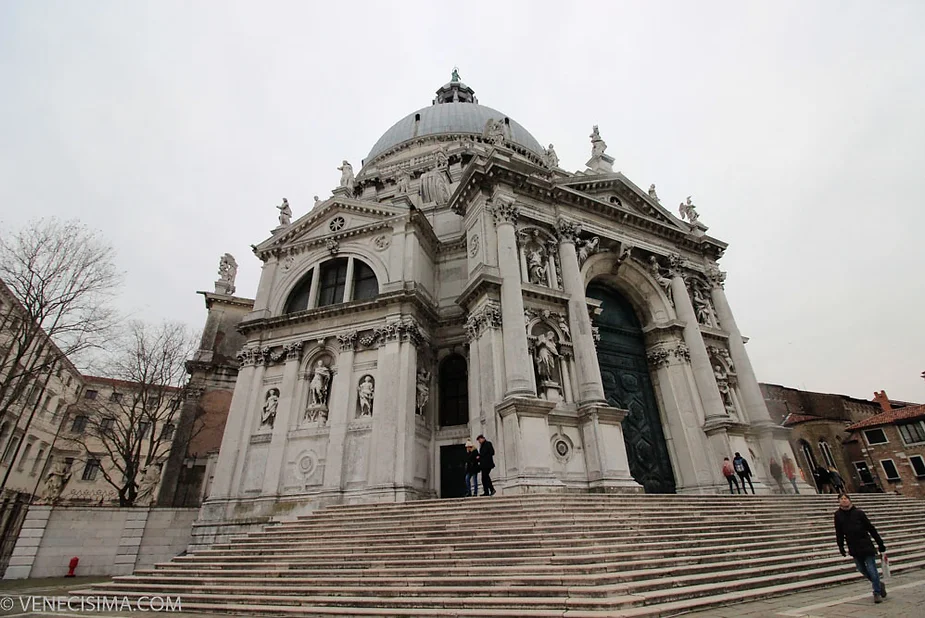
[65,557,79,577]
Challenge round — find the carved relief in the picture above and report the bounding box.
[689,278,720,328]
[646,256,674,306]
[576,236,600,267]
[419,149,452,205]
[555,217,582,244]
[469,233,479,258]
[337,331,358,352]
[706,264,726,289]
[646,346,671,369]
[357,375,375,417]
[415,369,430,415]
[483,118,506,145]
[360,318,426,349]
[283,341,304,362]
[326,238,340,255]
[465,302,502,342]
[672,342,691,363]
[374,234,391,251]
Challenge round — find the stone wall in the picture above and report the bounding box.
[855,425,925,499]
[3,506,197,579]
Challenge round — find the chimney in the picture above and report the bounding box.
[872,390,892,412]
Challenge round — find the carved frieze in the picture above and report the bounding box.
[465,301,502,342]
[337,330,358,352]
[360,318,426,349]
[646,345,671,369]
[673,342,691,363]
[283,341,304,362]
[555,217,582,244]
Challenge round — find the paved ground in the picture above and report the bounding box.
[0,571,922,617]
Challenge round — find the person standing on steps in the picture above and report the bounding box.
[769,457,785,493]
[783,454,800,494]
[464,439,480,497]
[834,493,887,603]
[722,457,741,494]
[829,466,846,493]
[476,435,496,496]
[733,452,755,494]
[815,465,834,494]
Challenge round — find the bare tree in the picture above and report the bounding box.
[62,321,198,506]
[0,219,120,416]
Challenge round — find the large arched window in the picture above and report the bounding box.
[799,440,818,471]
[284,257,379,314]
[819,439,837,469]
[439,355,468,427]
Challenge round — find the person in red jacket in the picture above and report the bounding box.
[722,457,741,494]
[835,493,887,603]
[782,454,799,494]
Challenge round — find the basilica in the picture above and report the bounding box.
[186,74,806,527]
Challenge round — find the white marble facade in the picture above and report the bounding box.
[201,77,807,522]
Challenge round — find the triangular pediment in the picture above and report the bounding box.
[254,198,407,254]
[555,173,689,232]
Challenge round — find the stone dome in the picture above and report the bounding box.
[363,78,546,166]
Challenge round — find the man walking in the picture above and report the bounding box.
[834,493,887,603]
[464,439,480,497]
[733,452,755,494]
[476,435,496,496]
[722,457,741,494]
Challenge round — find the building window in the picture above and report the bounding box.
[318,258,349,308]
[819,440,837,469]
[17,442,33,471]
[160,423,175,441]
[284,270,314,314]
[53,400,64,419]
[109,392,123,403]
[880,459,901,482]
[898,421,925,445]
[798,440,817,471]
[2,437,20,465]
[70,414,89,434]
[352,261,379,301]
[81,458,101,481]
[84,389,98,400]
[100,417,116,436]
[439,355,468,427]
[30,447,45,476]
[910,455,925,478]
[863,428,888,445]
[138,421,151,440]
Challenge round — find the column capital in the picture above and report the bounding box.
[555,217,582,244]
[283,341,304,362]
[337,330,358,352]
[667,253,685,278]
[706,264,727,289]
[486,195,519,226]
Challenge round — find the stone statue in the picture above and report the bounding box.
[679,195,699,224]
[309,360,332,406]
[692,285,718,327]
[419,161,451,205]
[484,118,505,145]
[590,125,607,158]
[451,67,460,82]
[647,256,674,305]
[648,184,660,202]
[396,168,411,195]
[261,388,280,428]
[534,331,560,380]
[136,465,161,506]
[218,253,237,283]
[557,315,571,341]
[545,144,559,168]
[577,236,600,266]
[713,365,727,382]
[41,461,71,504]
[416,369,430,414]
[276,198,292,226]
[527,249,547,285]
[357,376,375,417]
[313,195,322,209]
[338,161,355,193]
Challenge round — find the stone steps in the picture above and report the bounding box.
[73,494,925,616]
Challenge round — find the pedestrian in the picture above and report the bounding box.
[476,435,496,496]
[722,457,741,494]
[769,457,785,493]
[815,465,833,494]
[733,452,755,494]
[464,439,480,497]
[834,493,887,603]
[783,454,800,494]
[829,466,846,493]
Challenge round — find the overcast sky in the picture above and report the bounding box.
[1,1,923,403]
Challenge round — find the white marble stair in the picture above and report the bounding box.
[72,494,925,617]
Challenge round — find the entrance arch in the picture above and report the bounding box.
[587,282,676,493]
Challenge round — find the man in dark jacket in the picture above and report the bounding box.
[464,439,480,497]
[476,435,496,496]
[732,452,755,494]
[834,493,887,603]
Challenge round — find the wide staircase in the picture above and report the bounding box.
[76,493,925,617]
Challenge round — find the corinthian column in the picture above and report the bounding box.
[486,195,534,398]
[556,217,606,405]
[667,256,728,422]
[706,267,773,425]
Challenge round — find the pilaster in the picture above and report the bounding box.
[577,404,642,491]
[207,350,259,500]
[323,331,356,490]
[262,342,304,495]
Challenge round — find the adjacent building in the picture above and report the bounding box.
[845,401,925,498]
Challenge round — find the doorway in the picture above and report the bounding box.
[439,444,468,498]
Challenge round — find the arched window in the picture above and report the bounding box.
[284,257,379,314]
[284,271,314,314]
[439,355,468,427]
[799,440,818,471]
[819,440,837,469]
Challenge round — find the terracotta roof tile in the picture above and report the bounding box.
[846,404,925,431]
[783,413,825,426]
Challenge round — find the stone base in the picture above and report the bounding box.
[586,154,615,173]
[213,280,235,295]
